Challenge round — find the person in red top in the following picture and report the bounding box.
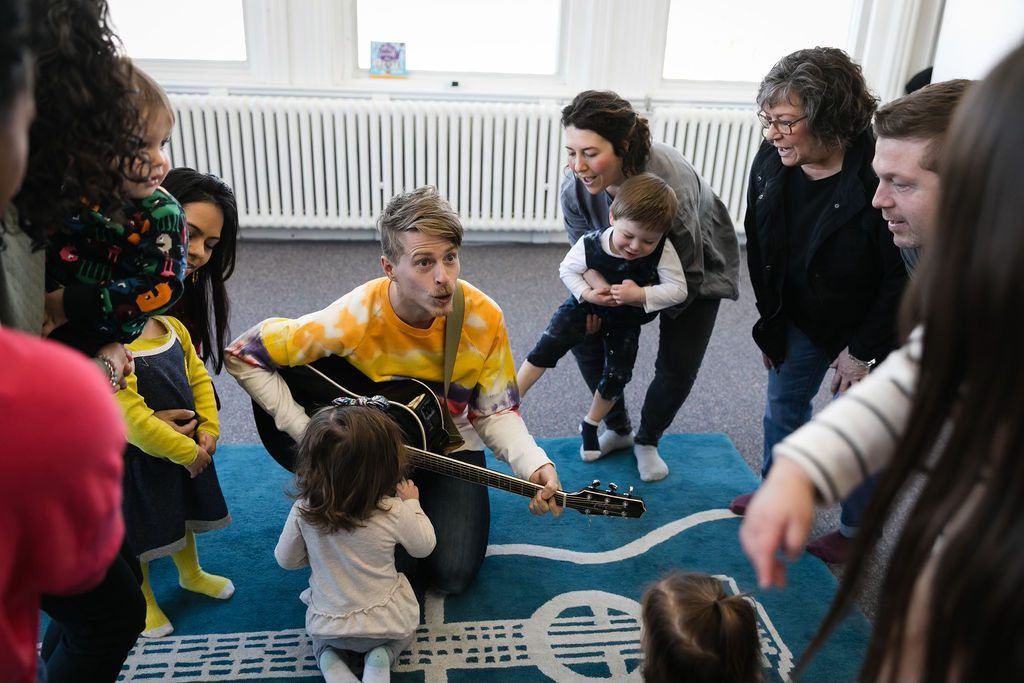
[0,2,128,681]
[0,328,127,682]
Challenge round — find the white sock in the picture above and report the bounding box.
[599,429,634,455]
[634,444,668,482]
[362,646,391,683]
[318,648,359,683]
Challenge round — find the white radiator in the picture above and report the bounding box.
[167,94,758,240]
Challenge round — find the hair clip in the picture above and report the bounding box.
[332,395,391,411]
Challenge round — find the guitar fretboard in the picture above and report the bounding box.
[407,446,644,517]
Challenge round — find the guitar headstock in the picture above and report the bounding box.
[565,479,647,518]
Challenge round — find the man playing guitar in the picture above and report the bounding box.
[225,186,562,596]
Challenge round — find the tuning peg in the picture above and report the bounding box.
[590,479,601,489]
[607,482,618,492]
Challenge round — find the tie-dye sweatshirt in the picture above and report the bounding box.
[226,277,550,479]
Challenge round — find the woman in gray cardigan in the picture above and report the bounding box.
[559,90,740,481]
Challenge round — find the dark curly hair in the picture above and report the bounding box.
[561,90,652,177]
[14,0,144,247]
[293,405,410,533]
[756,47,879,150]
[163,168,238,373]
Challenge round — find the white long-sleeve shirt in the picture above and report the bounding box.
[558,227,688,313]
[275,496,435,640]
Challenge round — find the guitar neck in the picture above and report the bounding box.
[408,446,549,500]
[405,445,645,518]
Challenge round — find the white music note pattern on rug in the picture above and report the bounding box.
[117,582,792,682]
[116,511,795,682]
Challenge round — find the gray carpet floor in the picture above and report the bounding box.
[213,238,891,621]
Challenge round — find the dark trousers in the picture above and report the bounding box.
[528,296,642,400]
[396,449,490,597]
[39,540,146,683]
[572,297,721,446]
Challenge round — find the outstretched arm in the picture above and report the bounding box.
[740,329,921,588]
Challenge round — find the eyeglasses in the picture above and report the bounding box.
[757,112,807,135]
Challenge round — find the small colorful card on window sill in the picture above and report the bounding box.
[370,41,407,79]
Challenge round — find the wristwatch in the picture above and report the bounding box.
[95,354,120,389]
[849,354,877,371]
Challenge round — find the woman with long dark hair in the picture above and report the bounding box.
[559,90,740,482]
[790,41,1024,680]
[162,167,238,374]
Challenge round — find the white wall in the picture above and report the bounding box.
[933,0,1024,81]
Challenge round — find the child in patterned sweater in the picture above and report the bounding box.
[43,61,186,355]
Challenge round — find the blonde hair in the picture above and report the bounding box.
[123,58,174,126]
[609,172,678,234]
[378,186,463,262]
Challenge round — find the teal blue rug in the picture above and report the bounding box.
[116,434,870,682]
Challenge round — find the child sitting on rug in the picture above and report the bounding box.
[516,173,685,481]
[641,571,761,682]
[276,403,436,683]
[117,312,233,638]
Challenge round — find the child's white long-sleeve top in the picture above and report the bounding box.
[275,496,436,640]
[558,227,688,312]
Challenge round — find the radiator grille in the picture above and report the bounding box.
[168,95,758,239]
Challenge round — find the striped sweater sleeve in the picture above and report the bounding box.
[773,326,922,505]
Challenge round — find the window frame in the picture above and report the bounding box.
[131,0,941,107]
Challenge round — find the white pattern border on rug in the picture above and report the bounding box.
[116,508,794,682]
[117,583,791,683]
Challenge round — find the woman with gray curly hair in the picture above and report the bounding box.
[729,47,907,565]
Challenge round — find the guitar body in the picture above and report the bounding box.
[252,354,451,472]
[250,355,647,518]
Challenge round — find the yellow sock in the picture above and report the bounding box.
[171,530,235,599]
[140,561,174,638]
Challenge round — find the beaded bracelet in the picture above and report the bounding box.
[95,355,119,389]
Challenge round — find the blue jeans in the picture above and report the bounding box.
[762,320,875,533]
[572,298,721,446]
[396,449,490,596]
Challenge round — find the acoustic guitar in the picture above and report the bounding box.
[251,354,646,518]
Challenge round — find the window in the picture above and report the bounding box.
[355,0,561,75]
[662,0,859,82]
[108,0,247,61]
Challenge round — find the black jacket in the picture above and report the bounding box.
[745,130,907,366]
